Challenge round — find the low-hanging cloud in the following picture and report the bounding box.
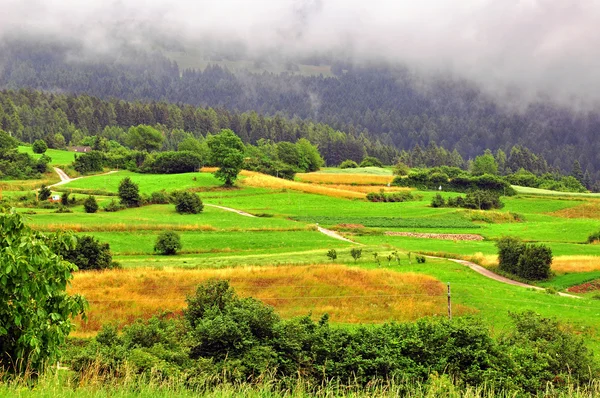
[1,0,599,107]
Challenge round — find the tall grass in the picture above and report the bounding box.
[296,173,395,186]
[552,256,600,273]
[241,173,366,199]
[551,201,600,219]
[67,264,471,336]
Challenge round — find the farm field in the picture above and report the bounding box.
[18,145,77,166]
[8,168,600,352]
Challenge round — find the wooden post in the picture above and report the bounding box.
[447,282,452,320]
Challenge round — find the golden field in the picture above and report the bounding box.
[296,173,395,186]
[68,264,471,337]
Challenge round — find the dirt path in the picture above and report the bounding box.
[50,167,118,188]
[317,226,363,244]
[204,204,257,217]
[428,256,580,298]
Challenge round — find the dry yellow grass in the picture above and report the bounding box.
[551,256,600,273]
[0,174,60,191]
[200,167,219,173]
[241,172,365,199]
[68,264,472,336]
[296,173,395,186]
[32,223,218,232]
[550,201,600,219]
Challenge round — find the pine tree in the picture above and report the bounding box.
[571,160,584,183]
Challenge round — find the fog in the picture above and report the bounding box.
[1,0,599,107]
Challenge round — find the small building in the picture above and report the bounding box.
[49,195,61,203]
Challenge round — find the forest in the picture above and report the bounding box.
[1,39,598,181]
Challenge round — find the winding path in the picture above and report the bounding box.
[49,167,118,188]
[205,204,257,218]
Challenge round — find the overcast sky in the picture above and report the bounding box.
[2,0,599,107]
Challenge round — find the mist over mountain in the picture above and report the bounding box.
[1,1,599,178]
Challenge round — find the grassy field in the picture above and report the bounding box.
[18,145,76,166]
[7,167,600,352]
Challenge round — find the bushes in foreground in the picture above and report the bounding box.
[64,280,597,395]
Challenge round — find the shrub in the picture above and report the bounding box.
[517,244,552,280]
[431,193,446,208]
[83,195,98,213]
[339,159,358,169]
[366,190,415,203]
[73,150,106,173]
[154,231,182,255]
[393,161,410,176]
[144,151,203,174]
[61,191,70,206]
[463,190,504,210]
[32,139,48,154]
[359,156,383,168]
[587,231,600,244]
[416,255,426,263]
[57,235,117,271]
[326,249,337,261]
[36,154,51,173]
[38,184,51,201]
[148,190,170,204]
[174,191,203,214]
[54,206,72,213]
[497,236,525,275]
[350,248,362,262]
[118,177,141,207]
[104,199,124,212]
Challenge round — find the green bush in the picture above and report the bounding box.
[327,248,337,261]
[587,231,600,244]
[32,139,48,154]
[496,237,552,280]
[83,195,98,213]
[73,150,106,173]
[359,156,383,168]
[393,161,410,176]
[38,184,51,201]
[56,235,117,271]
[431,193,445,208]
[366,190,416,202]
[61,191,70,206]
[118,177,141,207]
[350,248,362,262]
[339,159,358,169]
[416,255,426,263]
[174,191,203,214]
[147,190,171,205]
[154,231,182,255]
[104,199,124,212]
[144,151,203,174]
[497,236,525,275]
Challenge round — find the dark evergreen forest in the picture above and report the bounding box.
[1,40,597,179]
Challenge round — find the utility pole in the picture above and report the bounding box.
[447,282,452,320]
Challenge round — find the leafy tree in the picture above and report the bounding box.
[32,139,47,154]
[359,156,383,168]
[340,159,358,169]
[73,150,105,173]
[393,161,410,176]
[0,210,86,372]
[61,191,70,206]
[57,235,116,271]
[471,150,498,176]
[350,247,362,262]
[154,231,182,255]
[497,236,525,275]
[517,244,552,280]
[118,177,141,207]
[174,191,203,214]
[276,141,300,167]
[431,193,446,208]
[207,129,245,186]
[84,195,98,213]
[145,151,203,174]
[295,138,324,172]
[327,249,337,261]
[38,184,51,201]
[571,160,584,183]
[126,125,164,152]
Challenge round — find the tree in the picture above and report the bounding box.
[207,129,245,186]
[61,191,70,206]
[38,184,51,201]
[154,231,182,255]
[126,125,164,152]
[471,150,498,176]
[56,235,115,271]
[84,195,98,213]
[497,236,525,275]
[359,156,383,167]
[118,177,141,207]
[517,244,552,280]
[571,160,584,183]
[327,249,337,261]
[295,138,324,172]
[350,248,362,262]
[0,210,86,372]
[174,191,204,214]
[32,139,48,154]
[393,161,410,176]
[340,159,358,169]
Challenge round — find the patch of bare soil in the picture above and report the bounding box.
[385,232,484,241]
[567,280,600,293]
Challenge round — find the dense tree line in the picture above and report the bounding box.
[1,40,599,181]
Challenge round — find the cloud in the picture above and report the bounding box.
[1,0,599,106]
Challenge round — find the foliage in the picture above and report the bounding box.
[118,176,141,207]
[431,193,445,208]
[73,150,106,173]
[126,125,164,152]
[154,231,182,255]
[366,190,416,202]
[394,169,515,195]
[393,160,410,176]
[496,237,552,280]
[208,129,245,186]
[61,191,70,206]
[144,150,203,174]
[56,234,116,271]
[471,150,498,176]
[587,230,600,244]
[173,191,204,214]
[0,130,43,180]
[327,248,337,261]
[350,247,362,262]
[38,184,51,201]
[0,210,86,372]
[340,159,359,169]
[359,156,384,167]
[83,195,98,213]
[416,255,426,263]
[32,139,47,154]
[103,198,125,212]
